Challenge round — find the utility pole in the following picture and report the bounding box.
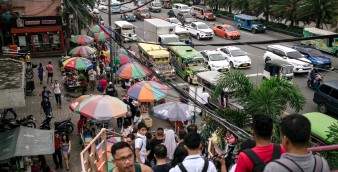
[108,0,114,84]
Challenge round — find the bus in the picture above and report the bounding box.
[168,42,208,84]
[301,27,338,56]
[138,43,175,80]
[303,112,337,146]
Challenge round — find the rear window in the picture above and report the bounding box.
[330,89,338,99]
[319,85,332,95]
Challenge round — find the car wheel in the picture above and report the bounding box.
[318,103,328,114]
[252,29,256,34]
[230,62,234,68]
[197,34,200,40]
[224,34,227,39]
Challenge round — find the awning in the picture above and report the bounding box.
[0,126,54,161]
[10,26,62,34]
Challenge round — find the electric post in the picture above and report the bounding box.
[108,0,114,84]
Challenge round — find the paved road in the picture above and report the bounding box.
[100,4,338,116]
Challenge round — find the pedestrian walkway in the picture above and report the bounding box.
[10,56,204,171]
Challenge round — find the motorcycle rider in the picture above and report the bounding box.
[308,68,321,87]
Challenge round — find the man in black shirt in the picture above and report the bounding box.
[106,82,117,97]
[152,144,172,172]
[149,128,165,166]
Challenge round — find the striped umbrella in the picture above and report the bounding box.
[116,62,151,79]
[90,25,108,34]
[104,53,132,65]
[127,81,168,102]
[69,46,96,57]
[62,57,93,70]
[94,31,110,42]
[75,95,127,120]
[71,35,94,45]
[69,95,99,112]
[120,48,136,56]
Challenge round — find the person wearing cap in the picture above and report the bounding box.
[25,52,31,67]
[106,82,117,97]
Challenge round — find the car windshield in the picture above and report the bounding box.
[287,51,303,59]
[252,20,261,25]
[170,18,180,24]
[225,26,236,31]
[230,49,246,57]
[184,14,193,18]
[153,2,161,7]
[181,6,188,10]
[209,54,226,61]
[188,59,203,66]
[122,27,133,30]
[308,49,324,57]
[197,24,209,29]
[282,66,293,74]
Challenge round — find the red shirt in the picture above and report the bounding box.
[77,119,84,134]
[100,79,107,90]
[235,144,286,172]
[55,137,61,150]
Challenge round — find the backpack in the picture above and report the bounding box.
[97,81,103,92]
[273,155,323,172]
[243,144,281,172]
[178,157,209,172]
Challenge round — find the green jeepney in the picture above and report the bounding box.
[168,42,208,84]
[301,27,338,56]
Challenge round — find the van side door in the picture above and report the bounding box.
[328,88,338,113]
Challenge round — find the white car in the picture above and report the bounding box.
[98,5,108,10]
[263,45,312,73]
[91,8,100,14]
[165,18,182,26]
[186,22,214,40]
[217,46,252,68]
[200,50,230,72]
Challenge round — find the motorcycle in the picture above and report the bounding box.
[307,72,324,90]
[0,114,36,131]
[40,117,75,133]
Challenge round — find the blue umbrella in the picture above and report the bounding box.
[153,102,194,121]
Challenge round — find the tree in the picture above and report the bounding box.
[270,0,301,26]
[297,0,338,28]
[231,0,250,14]
[248,0,274,22]
[201,70,306,144]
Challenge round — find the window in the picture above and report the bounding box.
[221,48,229,54]
[217,26,222,30]
[267,47,274,52]
[319,85,332,95]
[330,89,338,99]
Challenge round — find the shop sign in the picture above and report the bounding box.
[12,16,62,27]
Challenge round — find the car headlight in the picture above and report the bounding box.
[133,15,136,18]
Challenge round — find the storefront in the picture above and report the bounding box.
[10,16,65,55]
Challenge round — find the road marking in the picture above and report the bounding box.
[246,73,263,77]
[239,31,254,36]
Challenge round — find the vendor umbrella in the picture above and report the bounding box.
[127,81,167,102]
[153,102,194,121]
[69,95,99,112]
[75,95,127,120]
[116,62,151,79]
[69,46,96,57]
[90,25,108,34]
[71,35,94,45]
[120,48,136,56]
[104,53,132,65]
[94,31,110,42]
[62,57,93,70]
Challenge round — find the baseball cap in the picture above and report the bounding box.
[109,82,112,85]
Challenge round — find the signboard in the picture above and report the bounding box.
[11,16,62,27]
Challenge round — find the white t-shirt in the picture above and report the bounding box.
[88,70,97,81]
[201,92,210,105]
[169,154,217,172]
[52,83,61,94]
[134,133,147,163]
[133,115,143,127]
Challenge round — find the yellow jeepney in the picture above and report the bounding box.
[138,43,176,80]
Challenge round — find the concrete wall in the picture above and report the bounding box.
[0,87,25,108]
[11,0,61,17]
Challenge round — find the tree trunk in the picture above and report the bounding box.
[265,1,269,22]
[229,5,232,13]
[290,20,294,27]
[316,19,321,28]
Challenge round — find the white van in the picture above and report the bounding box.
[175,26,192,44]
[114,21,137,42]
[172,3,190,13]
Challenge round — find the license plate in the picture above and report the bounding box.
[243,64,248,67]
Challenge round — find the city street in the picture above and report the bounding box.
[99,4,338,115]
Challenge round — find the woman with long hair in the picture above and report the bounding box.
[61,133,71,170]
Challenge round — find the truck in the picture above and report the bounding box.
[144,19,180,48]
[138,43,176,80]
[147,1,162,12]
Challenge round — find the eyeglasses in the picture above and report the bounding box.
[114,153,134,163]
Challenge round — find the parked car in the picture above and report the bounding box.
[97,5,108,10]
[177,12,196,24]
[147,1,162,12]
[172,3,190,13]
[91,8,100,14]
[120,13,136,22]
[190,5,216,20]
[165,18,182,26]
[234,14,266,33]
[133,7,151,20]
[313,80,338,114]
[293,45,332,69]
[263,45,312,73]
[213,24,240,40]
[200,50,230,72]
[217,46,251,68]
[185,22,214,40]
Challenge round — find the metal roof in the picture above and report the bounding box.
[196,71,221,84]
[303,27,337,36]
[235,14,260,20]
[144,19,175,27]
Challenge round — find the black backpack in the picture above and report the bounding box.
[243,144,281,172]
[178,158,209,172]
[273,155,323,172]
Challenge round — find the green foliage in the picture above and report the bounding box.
[270,0,301,26]
[262,21,304,35]
[248,0,273,21]
[324,122,338,169]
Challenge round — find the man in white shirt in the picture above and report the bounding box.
[88,68,97,91]
[201,87,210,107]
[52,80,62,108]
[170,132,218,172]
[134,122,148,164]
